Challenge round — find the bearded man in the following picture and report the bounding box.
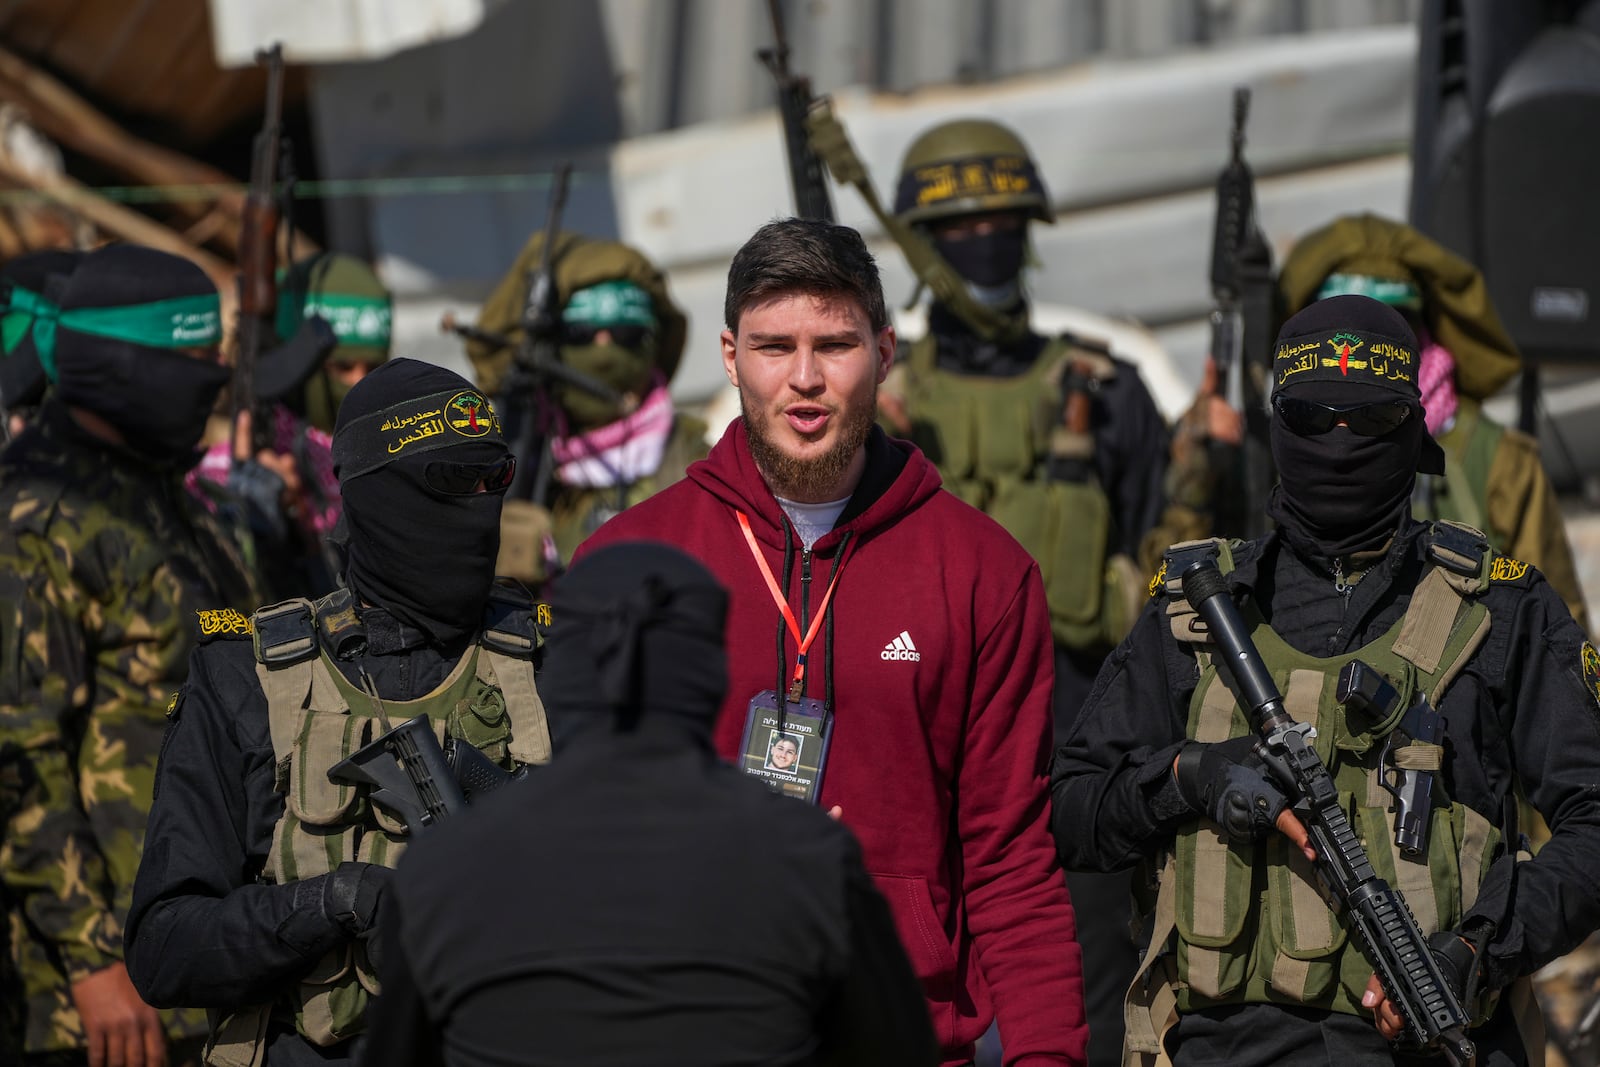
[577,216,1088,1067]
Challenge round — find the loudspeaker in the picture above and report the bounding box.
[1410,0,1600,364]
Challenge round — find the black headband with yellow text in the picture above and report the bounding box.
[1273,327,1419,396]
[332,388,504,479]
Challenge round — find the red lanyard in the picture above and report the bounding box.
[738,510,844,702]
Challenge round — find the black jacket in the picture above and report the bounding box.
[361,714,938,1067]
[125,606,475,1067]
[1050,519,1600,1060]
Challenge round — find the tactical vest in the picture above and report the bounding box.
[205,584,552,1067]
[1418,399,1503,542]
[893,333,1143,650]
[1125,524,1515,1066]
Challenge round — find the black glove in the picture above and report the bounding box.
[1173,737,1288,842]
[1428,930,1483,1007]
[321,861,391,938]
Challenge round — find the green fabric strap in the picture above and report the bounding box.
[1,285,53,357]
[562,279,657,329]
[34,293,222,379]
[277,291,392,347]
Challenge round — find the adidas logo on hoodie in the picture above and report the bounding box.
[881,630,921,662]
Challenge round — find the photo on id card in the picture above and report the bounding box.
[739,690,832,804]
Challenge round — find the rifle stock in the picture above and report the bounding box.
[1180,559,1476,1067]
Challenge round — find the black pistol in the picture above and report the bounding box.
[329,715,527,832]
[1337,659,1443,860]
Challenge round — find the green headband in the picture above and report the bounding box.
[1,285,54,357]
[276,291,392,348]
[32,293,221,382]
[1315,273,1423,312]
[562,279,657,330]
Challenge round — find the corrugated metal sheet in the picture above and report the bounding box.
[602,0,1420,137]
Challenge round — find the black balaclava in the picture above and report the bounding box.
[50,245,229,463]
[332,358,510,646]
[1265,294,1446,560]
[932,225,1028,294]
[1,249,82,411]
[539,541,728,745]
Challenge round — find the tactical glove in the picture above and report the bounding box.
[1428,930,1483,1007]
[1174,737,1288,842]
[322,861,391,938]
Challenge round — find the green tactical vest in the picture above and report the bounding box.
[1417,398,1504,543]
[203,585,552,1067]
[1153,527,1502,1025]
[893,333,1142,650]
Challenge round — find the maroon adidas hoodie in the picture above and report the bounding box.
[579,422,1087,1066]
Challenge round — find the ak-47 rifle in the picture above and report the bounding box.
[232,44,286,460]
[1207,87,1276,539]
[440,164,623,505]
[1180,559,1477,1067]
[758,0,834,221]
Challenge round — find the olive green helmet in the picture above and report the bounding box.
[893,119,1054,226]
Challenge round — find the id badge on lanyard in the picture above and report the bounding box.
[734,509,845,805]
[740,691,834,804]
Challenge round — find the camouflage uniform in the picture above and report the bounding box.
[0,402,260,1055]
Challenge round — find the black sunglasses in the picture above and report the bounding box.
[424,455,516,495]
[1272,395,1415,437]
[560,322,654,348]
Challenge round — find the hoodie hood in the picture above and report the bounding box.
[687,419,944,553]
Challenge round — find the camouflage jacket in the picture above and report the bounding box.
[0,403,261,1052]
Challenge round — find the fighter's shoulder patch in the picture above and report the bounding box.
[165,688,184,721]
[195,607,254,642]
[1148,560,1168,599]
[1580,643,1600,713]
[1488,555,1534,586]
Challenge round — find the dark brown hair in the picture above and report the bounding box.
[724,217,889,335]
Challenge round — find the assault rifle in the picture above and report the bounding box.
[1180,558,1476,1067]
[232,43,336,462]
[758,0,834,221]
[1207,87,1276,539]
[328,714,526,831]
[231,43,285,456]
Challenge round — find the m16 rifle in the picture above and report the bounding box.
[1207,87,1276,539]
[1180,558,1476,1067]
[758,0,834,221]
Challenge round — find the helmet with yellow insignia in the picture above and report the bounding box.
[892,119,1053,226]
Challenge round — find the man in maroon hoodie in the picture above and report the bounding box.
[578,217,1087,1066]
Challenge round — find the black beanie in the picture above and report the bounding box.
[51,245,229,462]
[334,358,511,646]
[1272,293,1447,475]
[540,541,729,736]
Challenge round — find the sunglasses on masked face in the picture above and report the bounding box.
[560,322,654,348]
[1272,395,1416,437]
[424,455,516,495]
